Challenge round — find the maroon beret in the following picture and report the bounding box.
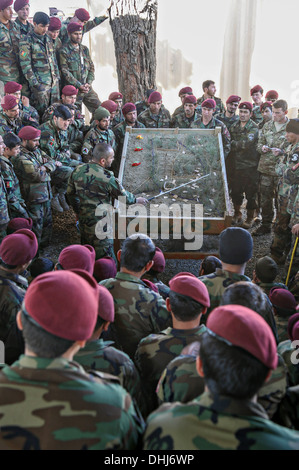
[207,305,278,369]
[67,22,83,34]
[288,313,299,341]
[13,0,28,11]
[226,95,241,104]
[142,279,159,293]
[171,272,198,280]
[75,8,90,22]
[98,285,115,322]
[23,270,99,341]
[101,100,118,113]
[93,257,117,282]
[7,217,33,233]
[0,0,13,10]
[1,95,18,111]
[260,101,273,112]
[179,87,193,96]
[0,229,38,266]
[18,126,41,140]
[109,92,123,101]
[152,247,165,273]
[48,16,62,31]
[62,85,78,96]
[201,99,216,109]
[269,288,297,312]
[148,91,162,103]
[250,85,263,96]
[4,81,22,94]
[58,244,96,275]
[265,90,279,101]
[183,95,197,105]
[239,101,253,111]
[122,102,136,115]
[169,274,210,308]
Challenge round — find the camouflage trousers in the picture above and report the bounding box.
[27,200,52,248]
[271,195,292,258]
[231,168,258,210]
[30,81,60,118]
[258,173,279,227]
[79,220,116,262]
[51,166,73,195]
[225,153,235,193]
[76,87,101,116]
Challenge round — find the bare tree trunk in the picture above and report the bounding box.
[108,0,157,103]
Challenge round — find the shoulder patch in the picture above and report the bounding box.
[20,50,28,58]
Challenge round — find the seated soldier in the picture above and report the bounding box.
[138,91,171,128]
[198,255,222,276]
[108,91,124,128]
[6,217,33,234]
[144,305,299,450]
[82,107,115,162]
[101,100,118,129]
[277,313,299,387]
[93,257,117,283]
[56,244,96,275]
[142,247,170,299]
[4,81,39,126]
[64,104,84,162]
[0,269,143,449]
[253,256,287,296]
[0,95,32,136]
[41,85,83,125]
[269,288,297,343]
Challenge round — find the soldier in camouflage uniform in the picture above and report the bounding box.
[143,305,299,450]
[13,0,33,38]
[109,92,124,128]
[191,99,231,159]
[0,95,31,136]
[66,105,84,161]
[82,107,115,162]
[170,95,201,128]
[59,7,108,46]
[11,126,56,247]
[4,81,39,127]
[171,86,193,118]
[0,171,9,240]
[197,80,225,115]
[41,85,83,125]
[100,234,171,360]
[0,270,144,450]
[254,100,289,235]
[229,102,260,228]
[138,91,171,128]
[252,256,287,297]
[278,313,299,388]
[59,23,101,116]
[269,288,297,344]
[0,0,21,91]
[216,95,241,130]
[1,133,28,219]
[19,12,60,118]
[251,84,264,125]
[259,101,273,130]
[135,274,209,416]
[136,88,156,116]
[46,16,62,52]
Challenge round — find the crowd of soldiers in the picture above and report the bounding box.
[1,0,299,451]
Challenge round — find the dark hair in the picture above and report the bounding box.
[202,80,215,91]
[220,282,267,312]
[273,99,288,112]
[21,311,74,358]
[29,257,54,279]
[199,332,269,399]
[33,12,50,25]
[53,104,72,120]
[200,256,222,275]
[120,234,155,272]
[3,132,21,149]
[146,89,156,98]
[92,143,113,162]
[64,104,77,111]
[169,290,204,321]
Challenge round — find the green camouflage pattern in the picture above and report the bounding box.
[41,101,84,125]
[0,156,28,219]
[141,273,170,300]
[229,118,259,170]
[39,119,72,165]
[138,107,171,128]
[59,16,108,46]
[252,105,264,125]
[0,174,9,227]
[0,355,144,450]
[14,17,34,39]
[257,120,289,176]
[19,101,40,127]
[275,384,299,430]
[191,116,231,159]
[111,109,124,129]
[144,391,299,450]
[197,95,225,115]
[0,110,28,137]
[0,21,21,85]
[136,100,148,116]
[100,272,171,359]
[82,127,116,160]
[278,340,299,387]
[258,173,279,227]
[170,110,202,129]
[274,315,290,344]
[255,281,287,297]
[216,112,239,130]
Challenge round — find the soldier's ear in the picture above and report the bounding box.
[16,311,23,331]
[117,250,122,262]
[196,356,205,378]
[166,297,171,312]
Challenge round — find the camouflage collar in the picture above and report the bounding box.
[16,355,83,372]
[198,392,269,419]
[213,268,251,281]
[0,266,28,289]
[116,271,145,285]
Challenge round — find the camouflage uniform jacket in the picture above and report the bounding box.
[255,281,287,297]
[191,116,231,159]
[290,189,299,226]
[252,105,264,125]
[0,174,9,226]
[216,112,239,130]
[275,314,289,344]
[143,391,299,450]
[41,101,84,125]
[59,42,95,88]
[276,141,299,198]
[14,17,34,39]
[229,119,259,170]
[0,156,28,219]
[0,267,27,344]
[100,272,171,359]
[111,110,124,129]
[278,340,299,387]
[0,20,21,84]
[19,32,60,89]
[59,16,107,46]
[136,100,148,116]
[0,111,29,136]
[82,127,116,158]
[172,104,202,119]
[283,158,299,220]
[39,120,70,164]
[171,110,202,129]
[0,355,144,450]
[257,119,289,176]
[138,107,171,128]
[11,146,55,204]
[197,95,225,115]
[19,101,40,127]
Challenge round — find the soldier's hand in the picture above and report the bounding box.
[272,148,282,156]
[292,224,299,236]
[21,96,30,107]
[136,197,148,205]
[262,145,270,153]
[55,161,62,167]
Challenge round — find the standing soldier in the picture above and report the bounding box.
[11,126,57,248]
[216,95,241,130]
[265,90,279,104]
[138,91,171,128]
[136,88,156,116]
[171,95,201,128]
[4,81,39,126]
[229,102,260,228]
[59,7,108,46]
[101,100,118,129]
[59,23,101,116]
[46,16,62,52]
[1,132,29,219]
[251,85,264,125]
[13,0,33,38]
[109,92,124,128]
[82,107,115,162]
[197,80,225,115]
[0,0,21,96]
[253,100,289,236]
[259,102,273,130]
[19,12,60,118]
